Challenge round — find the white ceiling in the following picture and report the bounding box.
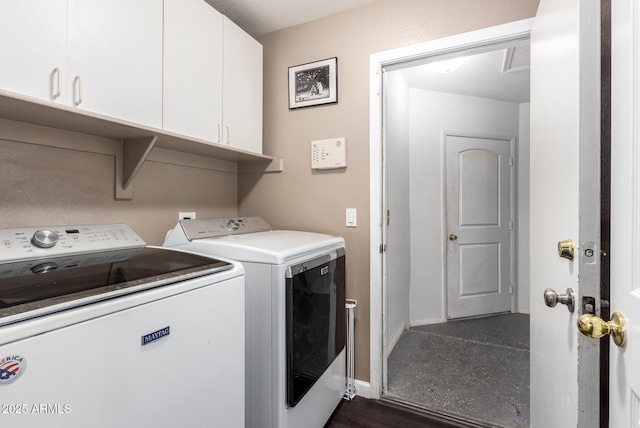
[204,0,377,37]
[400,43,530,103]
[203,0,530,103]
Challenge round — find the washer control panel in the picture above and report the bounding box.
[180,217,272,240]
[0,224,145,263]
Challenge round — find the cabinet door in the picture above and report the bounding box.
[0,0,67,103]
[164,0,223,142]
[223,17,263,154]
[68,0,162,128]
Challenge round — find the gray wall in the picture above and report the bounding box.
[0,0,540,386]
[384,69,412,354]
[243,0,540,382]
[0,120,237,244]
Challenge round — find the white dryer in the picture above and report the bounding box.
[164,217,346,428]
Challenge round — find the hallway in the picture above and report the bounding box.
[385,314,530,427]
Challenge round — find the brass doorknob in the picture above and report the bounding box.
[577,312,625,347]
[558,239,574,260]
[449,234,458,241]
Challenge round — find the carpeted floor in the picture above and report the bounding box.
[385,314,530,427]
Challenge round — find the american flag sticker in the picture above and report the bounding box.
[0,355,27,386]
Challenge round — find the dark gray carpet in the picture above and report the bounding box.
[412,314,529,350]
[386,314,530,428]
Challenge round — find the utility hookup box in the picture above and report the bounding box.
[311,138,347,170]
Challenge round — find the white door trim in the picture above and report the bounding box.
[369,18,534,399]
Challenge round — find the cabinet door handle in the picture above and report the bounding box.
[51,68,61,100]
[226,125,231,145]
[73,76,83,106]
[217,124,222,144]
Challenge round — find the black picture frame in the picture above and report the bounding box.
[288,57,338,109]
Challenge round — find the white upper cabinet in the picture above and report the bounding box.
[163,3,263,154]
[0,0,263,156]
[223,17,263,154]
[163,0,224,142]
[68,0,163,128]
[0,0,68,103]
[0,0,162,128]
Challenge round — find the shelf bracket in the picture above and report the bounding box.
[116,136,157,200]
[238,158,284,174]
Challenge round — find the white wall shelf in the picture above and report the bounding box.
[0,89,282,200]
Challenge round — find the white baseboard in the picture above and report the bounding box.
[409,317,446,328]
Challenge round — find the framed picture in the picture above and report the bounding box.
[289,57,338,109]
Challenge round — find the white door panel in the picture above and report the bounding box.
[530,0,601,426]
[530,1,581,425]
[610,0,640,425]
[459,149,500,226]
[446,134,512,319]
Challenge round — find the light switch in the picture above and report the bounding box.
[346,208,357,227]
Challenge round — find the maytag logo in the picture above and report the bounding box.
[0,355,27,386]
[141,326,170,346]
[321,266,329,275]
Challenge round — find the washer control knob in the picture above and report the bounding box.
[32,230,59,248]
[31,261,59,274]
[226,219,240,231]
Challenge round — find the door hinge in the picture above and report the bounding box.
[509,157,514,167]
[379,243,386,253]
[509,284,514,294]
[509,221,514,230]
[387,210,390,226]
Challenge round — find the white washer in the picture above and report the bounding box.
[164,217,346,428]
[0,224,245,428]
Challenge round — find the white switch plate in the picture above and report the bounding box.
[346,208,357,227]
[179,211,196,220]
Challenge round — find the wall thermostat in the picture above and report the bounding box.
[311,138,346,170]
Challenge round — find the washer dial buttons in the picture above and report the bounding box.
[31,261,59,274]
[226,219,240,231]
[31,230,59,248]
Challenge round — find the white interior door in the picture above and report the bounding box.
[445,134,512,319]
[610,0,640,424]
[530,0,601,426]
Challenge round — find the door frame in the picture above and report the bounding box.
[369,18,534,399]
[443,131,517,319]
[575,1,604,426]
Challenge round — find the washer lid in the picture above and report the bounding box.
[0,247,233,326]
